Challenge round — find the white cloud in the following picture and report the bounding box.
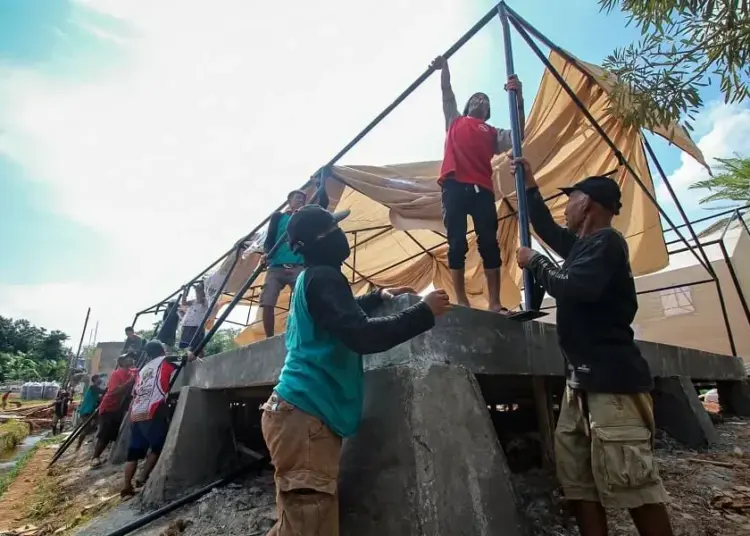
[0,0,498,343]
[656,102,750,213]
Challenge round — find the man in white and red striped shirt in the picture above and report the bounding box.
[121,340,182,497]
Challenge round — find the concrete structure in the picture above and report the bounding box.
[89,341,124,376]
[140,295,749,535]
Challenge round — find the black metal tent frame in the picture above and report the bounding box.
[132,1,749,357]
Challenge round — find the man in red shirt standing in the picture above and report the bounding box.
[431,55,524,312]
[91,352,137,467]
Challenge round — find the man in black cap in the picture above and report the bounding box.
[510,157,672,536]
[260,204,450,536]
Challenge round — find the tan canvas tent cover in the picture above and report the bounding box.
[217,50,707,346]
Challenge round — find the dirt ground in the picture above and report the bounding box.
[514,414,750,535]
[6,414,750,536]
[0,437,124,536]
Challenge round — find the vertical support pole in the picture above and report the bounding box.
[65,307,90,389]
[352,231,358,284]
[642,137,737,356]
[498,2,534,311]
[719,239,750,334]
[190,246,244,352]
[531,377,555,468]
[505,7,713,276]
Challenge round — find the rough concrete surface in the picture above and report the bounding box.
[176,295,746,395]
[718,380,750,416]
[141,387,238,508]
[339,364,524,536]
[653,376,719,448]
[109,417,132,465]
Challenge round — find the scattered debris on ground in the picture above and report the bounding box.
[513,417,750,535]
[0,436,123,536]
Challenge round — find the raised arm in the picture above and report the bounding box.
[495,75,526,154]
[431,56,460,131]
[305,267,436,355]
[511,157,577,258]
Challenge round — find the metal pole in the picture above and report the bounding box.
[642,138,715,276]
[504,9,714,278]
[188,245,244,351]
[719,239,750,329]
[65,307,90,389]
[191,185,332,356]
[322,3,503,169]
[498,3,533,310]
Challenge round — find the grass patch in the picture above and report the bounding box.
[0,420,30,453]
[0,435,62,499]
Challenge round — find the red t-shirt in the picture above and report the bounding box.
[98,367,136,414]
[439,116,497,192]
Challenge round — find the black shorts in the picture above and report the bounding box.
[97,410,125,444]
[441,179,501,270]
[179,325,204,349]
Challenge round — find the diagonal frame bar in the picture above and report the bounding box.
[504,4,739,355]
[504,4,713,277]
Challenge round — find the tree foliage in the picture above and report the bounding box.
[689,154,750,205]
[203,328,240,357]
[599,0,750,131]
[0,316,71,382]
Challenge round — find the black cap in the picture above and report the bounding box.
[286,205,350,252]
[144,340,166,359]
[560,176,622,215]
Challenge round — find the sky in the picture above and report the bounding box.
[0,0,747,345]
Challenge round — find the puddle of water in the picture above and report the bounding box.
[0,434,47,475]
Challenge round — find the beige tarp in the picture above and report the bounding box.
[221,51,707,346]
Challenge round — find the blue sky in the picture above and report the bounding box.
[0,0,747,342]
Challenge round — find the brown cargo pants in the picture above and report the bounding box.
[261,393,342,536]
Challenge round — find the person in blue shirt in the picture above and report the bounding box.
[260,184,330,338]
[75,374,105,450]
[260,205,450,536]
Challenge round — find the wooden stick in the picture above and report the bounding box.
[687,458,743,469]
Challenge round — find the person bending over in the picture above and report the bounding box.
[76,375,105,451]
[431,55,524,313]
[261,205,450,535]
[121,340,183,497]
[92,352,137,468]
[511,157,673,536]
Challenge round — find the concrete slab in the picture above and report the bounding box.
[339,364,524,536]
[718,380,750,416]
[141,387,237,508]
[176,295,746,394]
[653,376,718,448]
[109,417,132,465]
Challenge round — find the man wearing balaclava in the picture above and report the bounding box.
[260,205,450,536]
[430,55,525,314]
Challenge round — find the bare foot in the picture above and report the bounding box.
[120,486,136,499]
[455,294,471,308]
[489,304,511,315]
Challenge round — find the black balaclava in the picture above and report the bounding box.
[299,228,350,268]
